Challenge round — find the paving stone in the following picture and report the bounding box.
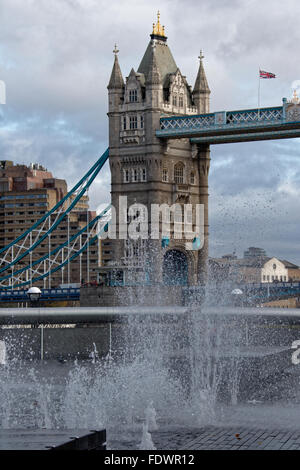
[180,426,300,451]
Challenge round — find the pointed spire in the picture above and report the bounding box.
[146,43,161,85]
[193,50,210,95]
[108,44,124,90]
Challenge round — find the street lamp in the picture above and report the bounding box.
[231,288,244,307]
[27,287,43,357]
[27,287,42,307]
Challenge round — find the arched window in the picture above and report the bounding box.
[174,163,184,184]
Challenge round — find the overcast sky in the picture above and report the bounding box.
[0,0,300,262]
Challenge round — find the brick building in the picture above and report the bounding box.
[0,160,100,287]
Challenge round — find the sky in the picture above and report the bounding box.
[0,0,300,262]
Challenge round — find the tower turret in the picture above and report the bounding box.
[145,44,161,85]
[107,45,124,148]
[107,44,124,111]
[145,44,162,111]
[193,50,210,114]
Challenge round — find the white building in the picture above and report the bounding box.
[261,257,288,283]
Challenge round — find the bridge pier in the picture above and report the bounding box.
[197,143,210,285]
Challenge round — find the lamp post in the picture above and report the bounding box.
[27,287,43,359]
[27,287,42,308]
[231,288,244,307]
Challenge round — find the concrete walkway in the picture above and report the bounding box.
[179,426,300,450]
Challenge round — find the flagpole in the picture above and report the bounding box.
[258,68,261,120]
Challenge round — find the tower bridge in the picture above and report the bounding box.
[1,13,300,306]
[157,99,300,144]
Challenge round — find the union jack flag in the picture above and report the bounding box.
[259,70,276,79]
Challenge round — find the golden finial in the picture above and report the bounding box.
[152,10,166,37]
[113,44,119,56]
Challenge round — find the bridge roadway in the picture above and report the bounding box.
[185,282,300,304]
[157,101,300,143]
[1,281,299,304]
[0,286,80,303]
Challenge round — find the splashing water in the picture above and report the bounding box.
[0,341,6,365]
[0,286,277,449]
[145,400,158,432]
[139,423,156,450]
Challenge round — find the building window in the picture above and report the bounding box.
[127,206,147,224]
[174,163,184,184]
[123,116,127,130]
[273,264,276,270]
[190,172,195,184]
[162,168,168,182]
[129,89,138,102]
[172,95,177,107]
[179,95,184,107]
[140,168,147,182]
[129,116,138,129]
[140,115,144,129]
[132,168,139,182]
[123,169,130,183]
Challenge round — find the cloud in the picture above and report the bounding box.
[0,0,300,263]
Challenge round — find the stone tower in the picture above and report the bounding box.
[106,12,211,290]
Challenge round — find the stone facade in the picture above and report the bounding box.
[101,16,211,300]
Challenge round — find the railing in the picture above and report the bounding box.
[0,287,80,302]
[158,105,287,134]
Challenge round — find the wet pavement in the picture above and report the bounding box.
[179,426,300,450]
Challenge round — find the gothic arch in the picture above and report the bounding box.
[163,249,188,286]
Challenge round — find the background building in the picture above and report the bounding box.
[210,247,300,284]
[243,247,267,259]
[0,160,100,288]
